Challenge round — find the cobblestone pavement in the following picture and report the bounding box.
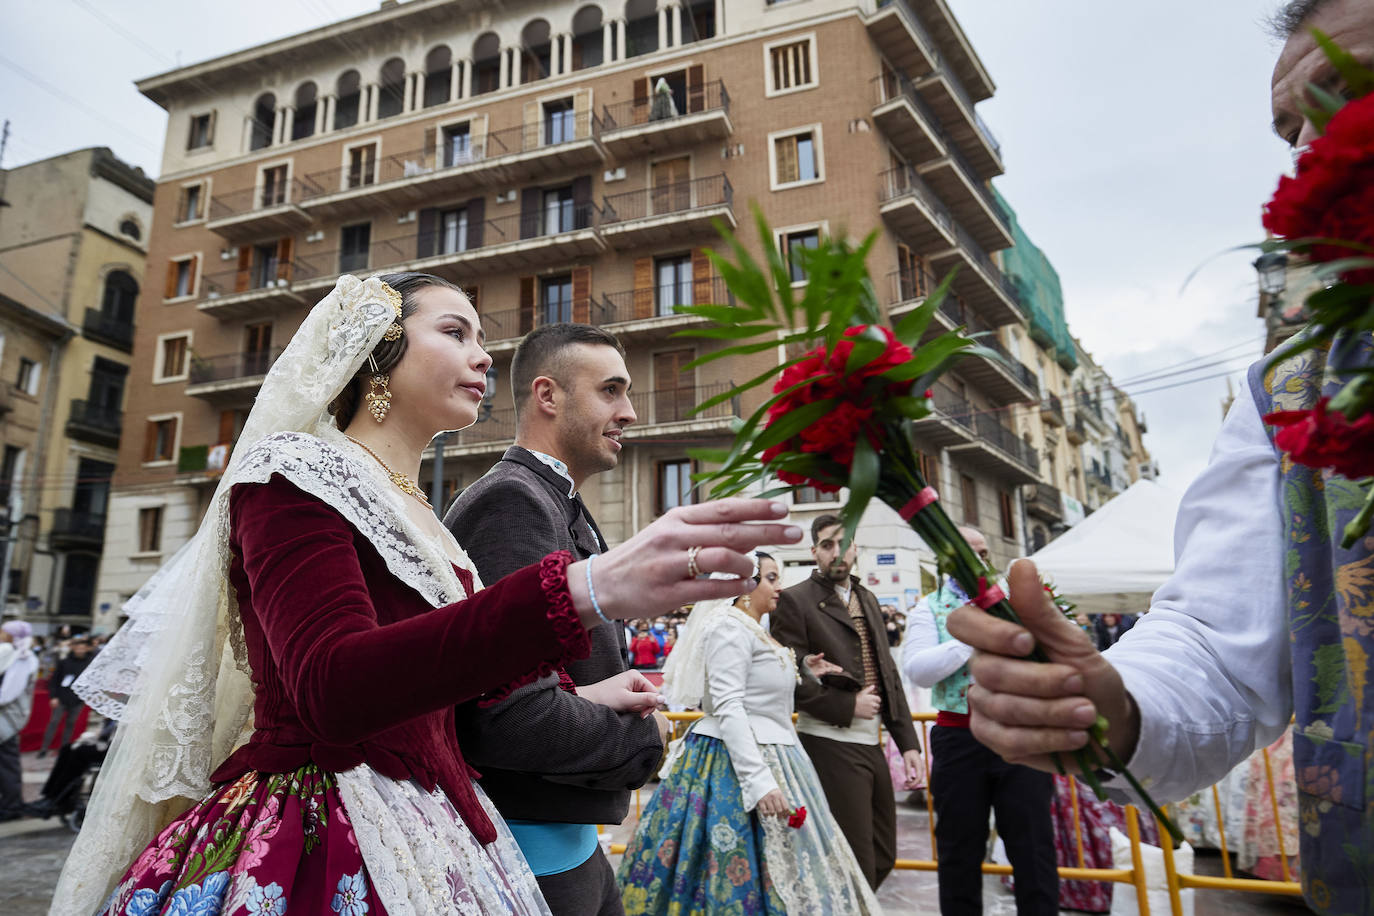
[4,755,1312,916]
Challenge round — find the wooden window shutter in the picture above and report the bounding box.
[189,255,199,294]
[519,276,535,335]
[692,248,713,304]
[523,100,540,148]
[175,186,188,222]
[218,410,237,445]
[686,64,704,113]
[416,207,439,258]
[164,260,178,299]
[633,77,650,124]
[206,110,217,145]
[143,419,159,462]
[276,237,293,282]
[633,257,653,319]
[423,126,436,163]
[775,135,798,185]
[235,247,251,292]
[465,197,485,249]
[574,90,592,137]
[572,266,591,324]
[520,188,540,239]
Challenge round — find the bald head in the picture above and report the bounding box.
[958,526,991,564]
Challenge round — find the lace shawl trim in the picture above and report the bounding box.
[476,551,589,707]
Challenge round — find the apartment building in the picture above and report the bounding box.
[1073,341,1155,513]
[95,0,1050,622]
[0,148,154,629]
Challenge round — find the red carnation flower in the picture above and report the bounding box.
[1263,93,1374,285]
[788,806,807,829]
[1264,397,1374,480]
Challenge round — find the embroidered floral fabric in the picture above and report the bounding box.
[618,732,880,915]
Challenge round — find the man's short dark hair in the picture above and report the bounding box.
[1267,0,1335,38]
[811,513,843,544]
[510,323,626,415]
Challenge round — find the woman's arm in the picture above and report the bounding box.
[233,476,591,745]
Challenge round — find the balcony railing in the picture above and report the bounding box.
[879,165,952,223]
[66,399,122,445]
[82,309,133,351]
[875,71,945,136]
[602,174,732,224]
[629,381,740,427]
[50,509,106,544]
[600,79,731,130]
[1042,392,1065,424]
[208,178,311,221]
[948,220,1022,305]
[1026,483,1063,521]
[202,260,320,298]
[599,276,730,325]
[971,411,1039,473]
[188,347,285,386]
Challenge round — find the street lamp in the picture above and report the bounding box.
[1254,251,1289,297]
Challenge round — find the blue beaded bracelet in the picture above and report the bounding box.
[585,554,612,626]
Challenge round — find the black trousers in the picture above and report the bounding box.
[534,847,624,916]
[0,735,21,815]
[798,733,896,889]
[930,725,1058,916]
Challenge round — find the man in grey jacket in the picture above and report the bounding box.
[445,323,667,916]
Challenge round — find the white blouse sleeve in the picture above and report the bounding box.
[705,619,779,811]
[901,594,974,688]
[1104,372,1292,802]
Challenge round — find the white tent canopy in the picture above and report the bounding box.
[1028,478,1183,617]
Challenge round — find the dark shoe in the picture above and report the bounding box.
[0,809,22,822]
[22,799,56,819]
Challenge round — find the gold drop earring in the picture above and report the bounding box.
[365,355,393,423]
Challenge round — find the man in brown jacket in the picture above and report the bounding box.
[771,513,924,889]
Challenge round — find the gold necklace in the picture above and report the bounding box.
[345,435,434,510]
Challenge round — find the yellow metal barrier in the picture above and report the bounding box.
[605,711,1303,910]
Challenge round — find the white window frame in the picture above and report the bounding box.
[768,124,825,191]
[774,220,828,287]
[132,503,167,558]
[166,253,201,302]
[255,158,295,207]
[538,94,578,146]
[763,33,819,98]
[437,117,477,167]
[143,411,183,468]
[186,111,215,152]
[340,137,382,191]
[153,331,193,383]
[174,178,210,226]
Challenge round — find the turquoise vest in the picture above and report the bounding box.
[1249,331,1374,916]
[927,582,973,715]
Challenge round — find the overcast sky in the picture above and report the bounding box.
[1,0,1296,492]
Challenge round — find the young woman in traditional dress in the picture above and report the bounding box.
[51,273,799,916]
[618,553,883,915]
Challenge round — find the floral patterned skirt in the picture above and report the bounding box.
[94,763,549,916]
[616,732,881,916]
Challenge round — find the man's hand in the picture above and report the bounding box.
[853,685,882,720]
[576,670,663,718]
[946,559,1140,771]
[756,788,790,818]
[50,698,59,709]
[901,749,923,789]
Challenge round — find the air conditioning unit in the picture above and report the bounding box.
[495,189,517,204]
[603,166,627,183]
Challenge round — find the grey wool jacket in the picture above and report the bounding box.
[443,446,662,825]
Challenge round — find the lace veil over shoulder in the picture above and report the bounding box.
[50,275,482,915]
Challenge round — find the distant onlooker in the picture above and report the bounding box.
[0,621,40,821]
[631,625,661,670]
[1091,613,1136,652]
[39,637,94,757]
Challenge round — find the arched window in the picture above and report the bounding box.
[101,270,138,323]
[293,82,318,140]
[118,219,140,241]
[521,20,552,82]
[377,58,406,119]
[472,33,501,96]
[335,70,361,130]
[250,93,276,150]
[571,6,604,70]
[424,46,452,107]
[624,0,657,57]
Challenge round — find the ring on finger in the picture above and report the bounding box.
[686,545,704,579]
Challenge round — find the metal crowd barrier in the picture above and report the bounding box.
[604,711,1302,914]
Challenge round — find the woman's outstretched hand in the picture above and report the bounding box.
[568,499,802,624]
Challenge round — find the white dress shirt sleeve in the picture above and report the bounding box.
[1104,371,1292,802]
[705,619,779,811]
[901,594,974,688]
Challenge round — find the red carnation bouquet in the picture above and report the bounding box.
[1258,32,1374,546]
[675,209,1179,840]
